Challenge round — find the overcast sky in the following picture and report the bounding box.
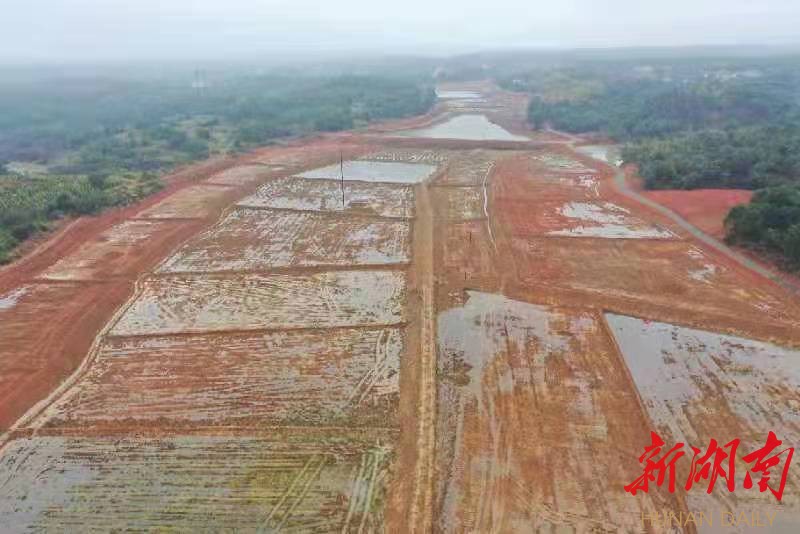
[4,0,800,63]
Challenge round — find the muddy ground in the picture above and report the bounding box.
[1,83,800,533]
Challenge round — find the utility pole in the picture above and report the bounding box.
[340,150,345,207]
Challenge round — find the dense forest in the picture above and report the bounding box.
[726,186,800,267]
[0,66,435,263]
[492,53,800,269]
[506,57,800,189]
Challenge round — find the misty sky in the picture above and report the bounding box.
[4,0,800,63]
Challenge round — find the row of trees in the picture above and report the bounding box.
[621,126,800,189]
[0,172,162,263]
[726,186,800,267]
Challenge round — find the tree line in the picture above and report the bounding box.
[0,68,435,263]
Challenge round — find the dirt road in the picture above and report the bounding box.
[613,167,800,296]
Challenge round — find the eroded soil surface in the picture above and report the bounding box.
[1,82,800,533]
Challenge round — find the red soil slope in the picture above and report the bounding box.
[642,189,753,239]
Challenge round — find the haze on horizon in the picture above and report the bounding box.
[4,0,800,64]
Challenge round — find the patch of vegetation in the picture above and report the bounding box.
[621,126,800,189]
[0,173,162,263]
[726,185,800,269]
[0,66,435,262]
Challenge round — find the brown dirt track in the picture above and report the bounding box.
[3,83,800,533]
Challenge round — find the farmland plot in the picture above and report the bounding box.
[531,201,675,239]
[41,220,188,280]
[298,160,437,184]
[606,314,800,532]
[110,270,406,336]
[434,186,484,220]
[136,184,234,219]
[435,291,680,532]
[238,176,415,218]
[434,150,503,186]
[395,114,529,142]
[42,327,404,427]
[531,152,597,173]
[158,208,410,272]
[361,150,450,165]
[508,236,795,325]
[0,435,392,532]
[206,164,273,186]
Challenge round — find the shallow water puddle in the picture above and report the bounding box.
[548,201,675,239]
[395,114,529,142]
[297,160,436,184]
[0,286,29,312]
[436,90,483,99]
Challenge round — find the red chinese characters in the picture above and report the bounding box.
[625,431,794,502]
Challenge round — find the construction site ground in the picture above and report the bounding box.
[1,82,800,533]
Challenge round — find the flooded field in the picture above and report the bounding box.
[606,313,800,531]
[238,176,415,218]
[434,291,678,531]
[158,208,410,272]
[110,270,406,336]
[41,327,403,427]
[298,160,437,184]
[546,201,675,239]
[0,435,392,532]
[396,114,529,142]
[436,90,482,99]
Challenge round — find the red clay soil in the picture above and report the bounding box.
[0,139,375,432]
[642,188,753,239]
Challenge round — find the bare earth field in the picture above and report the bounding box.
[2,83,800,533]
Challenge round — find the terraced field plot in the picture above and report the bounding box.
[298,160,437,184]
[396,114,529,141]
[434,186,484,220]
[575,144,618,164]
[238,176,415,218]
[607,313,800,531]
[531,152,597,173]
[41,220,188,280]
[435,150,502,186]
[360,149,449,165]
[42,327,403,427]
[0,435,392,532]
[206,164,273,186]
[136,184,234,219]
[493,156,601,202]
[507,236,795,324]
[111,270,406,336]
[435,291,679,532]
[158,208,410,272]
[435,90,482,99]
[508,200,675,239]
